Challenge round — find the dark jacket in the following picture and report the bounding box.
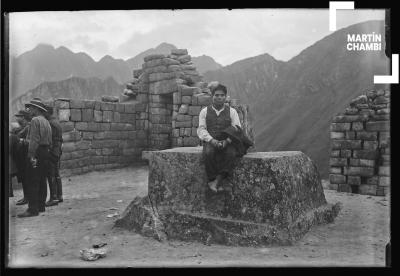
[49,118,63,158]
[222,125,254,157]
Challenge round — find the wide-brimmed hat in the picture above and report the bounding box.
[25,98,48,112]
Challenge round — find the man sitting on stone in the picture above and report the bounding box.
[197,83,241,192]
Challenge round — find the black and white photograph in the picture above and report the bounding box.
[3,7,393,267]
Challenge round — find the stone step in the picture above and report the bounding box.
[116,198,341,247]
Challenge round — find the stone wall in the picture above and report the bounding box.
[122,48,255,150]
[328,90,390,196]
[44,98,148,177]
[34,48,254,177]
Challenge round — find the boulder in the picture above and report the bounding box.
[116,148,340,246]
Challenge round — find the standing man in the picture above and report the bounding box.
[197,83,241,192]
[18,99,52,218]
[44,105,64,206]
[14,110,32,205]
[9,123,20,197]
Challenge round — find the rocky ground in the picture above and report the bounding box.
[8,165,390,267]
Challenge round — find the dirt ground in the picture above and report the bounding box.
[8,165,390,267]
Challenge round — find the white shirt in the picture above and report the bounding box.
[197,105,241,142]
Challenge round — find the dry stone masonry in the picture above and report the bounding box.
[329,89,390,196]
[44,98,148,177]
[42,48,254,177]
[115,148,340,246]
[121,48,255,150]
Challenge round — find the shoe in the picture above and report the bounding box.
[17,210,39,217]
[45,199,59,207]
[39,207,45,212]
[57,197,63,203]
[16,198,28,205]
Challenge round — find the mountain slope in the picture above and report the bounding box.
[192,55,223,74]
[10,76,124,115]
[10,42,223,99]
[204,20,389,177]
[10,44,131,100]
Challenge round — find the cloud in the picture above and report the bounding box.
[115,11,213,60]
[9,9,385,65]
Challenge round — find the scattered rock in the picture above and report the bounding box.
[93,242,107,248]
[107,212,119,218]
[80,248,107,261]
[40,252,49,257]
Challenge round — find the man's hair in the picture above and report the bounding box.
[211,84,227,95]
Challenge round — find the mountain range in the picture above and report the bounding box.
[204,20,390,177]
[9,42,222,100]
[9,20,389,177]
[10,77,124,114]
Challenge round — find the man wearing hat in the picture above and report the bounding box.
[14,110,32,205]
[197,83,242,192]
[44,105,64,206]
[18,98,52,218]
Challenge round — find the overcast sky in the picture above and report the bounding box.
[9,9,385,66]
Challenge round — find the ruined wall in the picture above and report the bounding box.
[45,98,148,177]
[122,48,255,150]
[329,90,390,196]
[34,48,254,177]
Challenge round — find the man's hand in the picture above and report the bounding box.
[220,139,228,149]
[30,157,38,168]
[210,139,220,148]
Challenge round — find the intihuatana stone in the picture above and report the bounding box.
[116,148,340,246]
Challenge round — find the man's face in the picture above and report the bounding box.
[212,90,226,106]
[26,106,38,116]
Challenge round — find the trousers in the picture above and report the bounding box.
[27,145,50,213]
[47,155,62,200]
[202,142,238,181]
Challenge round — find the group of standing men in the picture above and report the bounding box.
[9,98,64,218]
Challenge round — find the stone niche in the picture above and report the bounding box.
[116,147,340,246]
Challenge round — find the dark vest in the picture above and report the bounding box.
[206,105,231,140]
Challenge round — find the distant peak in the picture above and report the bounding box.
[34,43,55,51]
[99,55,115,61]
[56,46,73,53]
[155,42,177,50]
